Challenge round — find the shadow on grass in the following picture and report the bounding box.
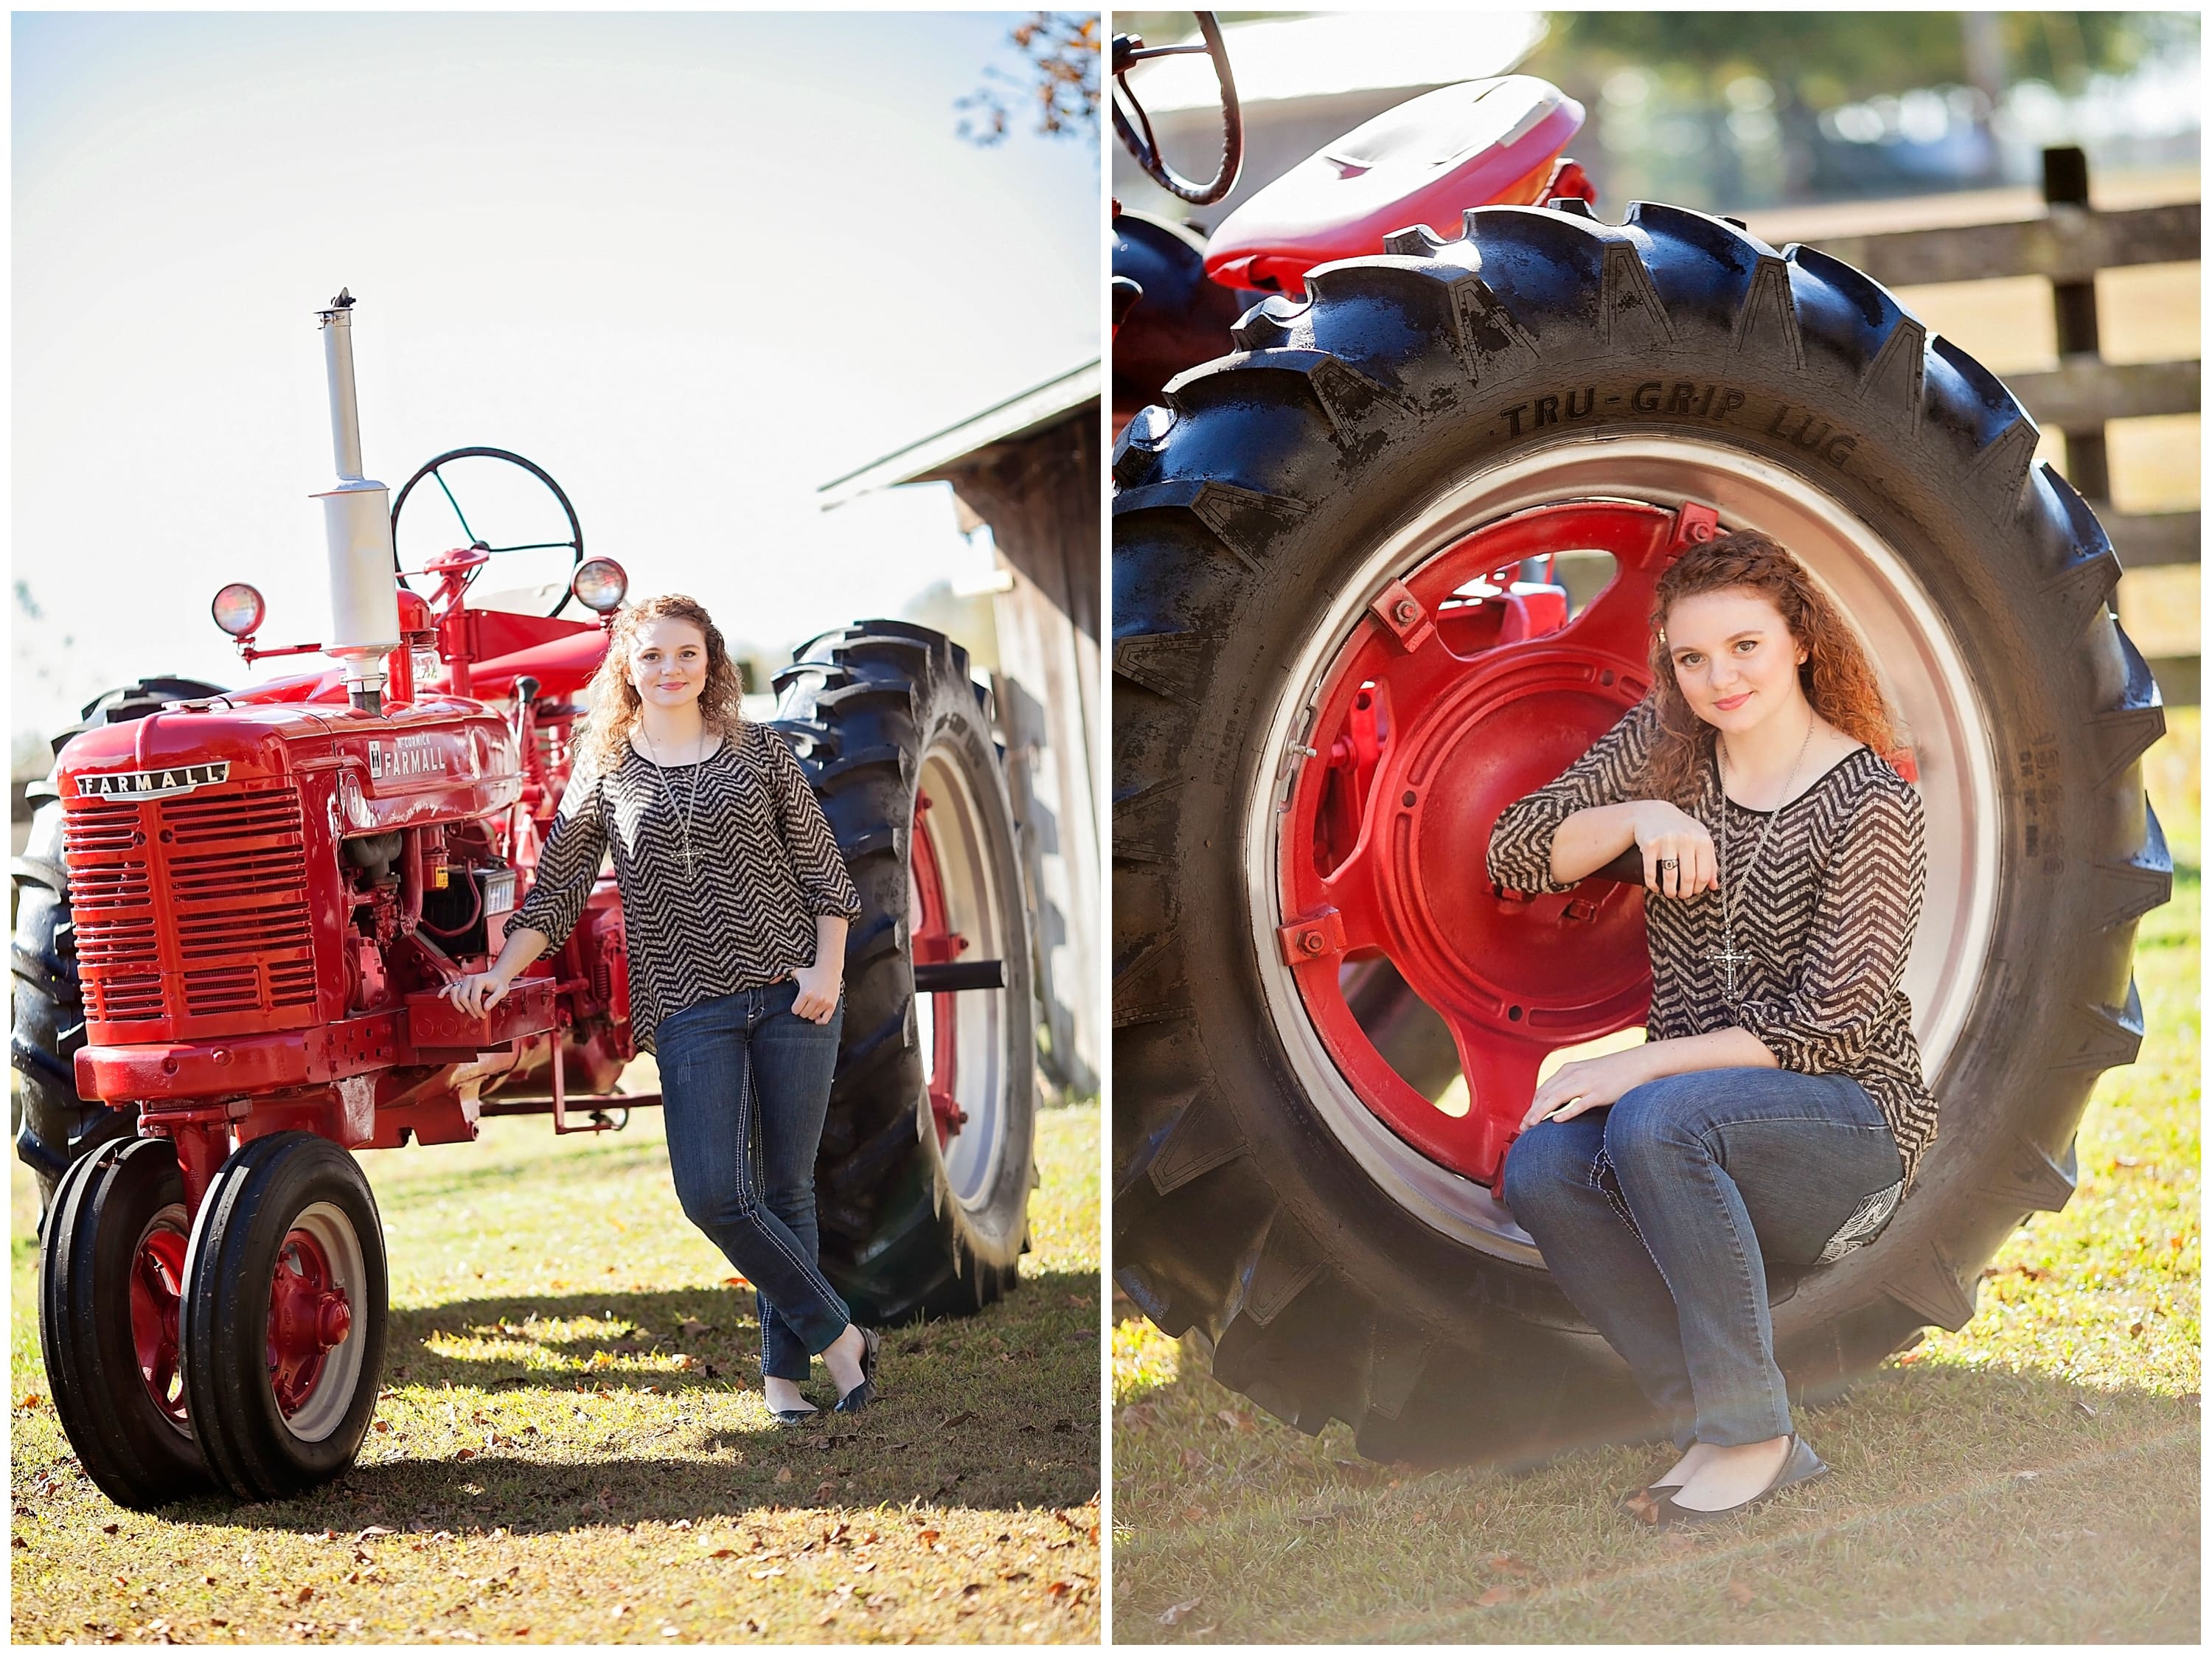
[96,1267,1099,1537]
[1113,1344,2199,1642]
[389,1268,1095,1396]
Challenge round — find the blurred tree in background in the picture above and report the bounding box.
[1527,12,2178,105]
[960,12,1101,145]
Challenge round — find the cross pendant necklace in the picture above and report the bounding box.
[1710,935,1753,1001]
[1711,717,1815,1004]
[642,725,705,874]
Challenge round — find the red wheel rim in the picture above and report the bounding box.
[910,791,966,1148]
[267,1227,353,1419]
[128,1217,190,1429]
[1277,500,1719,1187]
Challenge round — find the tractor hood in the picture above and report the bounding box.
[58,697,524,832]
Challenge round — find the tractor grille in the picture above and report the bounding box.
[65,784,321,1036]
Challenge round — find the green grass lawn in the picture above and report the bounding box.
[1113,710,2200,1643]
[12,1097,1100,1643]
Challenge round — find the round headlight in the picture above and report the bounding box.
[571,558,628,614]
[211,582,266,639]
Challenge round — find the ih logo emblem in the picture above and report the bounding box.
[78,762,230,799]
[368,734,451,779]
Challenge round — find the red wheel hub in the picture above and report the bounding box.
[1279,500,1718,1186]
[910,791,967,1148]
[129,1221,190,1428]
[267,1228,351,1419]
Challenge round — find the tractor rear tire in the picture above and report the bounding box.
[13,676,226,1220]
[39,1136,213,1511]
[773,622,1039,1325]
[1111,201,2171,1463]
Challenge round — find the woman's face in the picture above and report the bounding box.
[1663,586,1809,737]
[627,617,711,712]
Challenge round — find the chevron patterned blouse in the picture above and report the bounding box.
[1487,697,1938,1185]
[507,720,860,1053]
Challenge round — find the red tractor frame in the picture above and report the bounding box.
[18,296,1037,1508]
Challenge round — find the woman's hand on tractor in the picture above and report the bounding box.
[790,961,841,1024]
[442,966,515,1019]
[1632,801,1719,901]
[1521,1047,1655,1131]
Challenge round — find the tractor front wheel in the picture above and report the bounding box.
[180,1133,389,1502]
[38,1136,212,1510]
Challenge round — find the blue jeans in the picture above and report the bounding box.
[655,981,847,1382]
[1500,1068,1904,1450]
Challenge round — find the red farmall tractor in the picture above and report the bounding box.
[13,294,1037,1509]
[1110,20,2170,1462]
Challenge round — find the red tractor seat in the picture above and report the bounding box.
[1204,76,1585,293]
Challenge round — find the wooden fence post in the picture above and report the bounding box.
[2042,146,2110,504]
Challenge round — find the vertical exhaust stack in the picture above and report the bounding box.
[313,290,400,714]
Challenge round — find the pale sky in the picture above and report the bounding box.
[13,10,1099,752]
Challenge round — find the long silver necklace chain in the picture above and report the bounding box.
[1710,715,1815,1003]
[641,723,706,874]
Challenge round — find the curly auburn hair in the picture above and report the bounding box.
[1642,530,1903,805]
[574,594,746,777]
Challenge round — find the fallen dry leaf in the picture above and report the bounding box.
[1158,1596,1203,1626]
[1477,1585,1516,1607]
[1726,1580,1753,1608]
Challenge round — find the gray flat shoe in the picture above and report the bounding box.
[1644,1435,1828,1529]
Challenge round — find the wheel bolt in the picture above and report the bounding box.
[1299,930,1326,955]
[1392,599,1419,625]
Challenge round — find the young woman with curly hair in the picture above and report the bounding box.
[1486,531,1933,1527]
[444,595,881,1421]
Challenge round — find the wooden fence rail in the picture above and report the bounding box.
[1798,147,2199,702]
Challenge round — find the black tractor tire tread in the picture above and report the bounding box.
[1112,200,2169,1461]
[39,1136,214,1510]
[777,623,1038,1326]
[180,1133,390,1503]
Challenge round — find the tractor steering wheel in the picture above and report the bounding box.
[1113,13,1242,208]
[390,447,585,619]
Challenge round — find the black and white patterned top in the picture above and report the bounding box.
[507,720,860,1053]
[1486,698,1938,1186]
